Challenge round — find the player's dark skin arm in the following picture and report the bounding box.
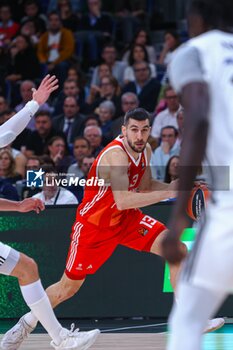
[162,82,210,264]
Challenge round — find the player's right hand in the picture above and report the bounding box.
[32,74,59,105]
[18,198,45,214]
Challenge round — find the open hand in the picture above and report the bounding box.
[18,198,45,214]
[32,74,59,105]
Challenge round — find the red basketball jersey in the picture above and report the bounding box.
[77,136,148,227]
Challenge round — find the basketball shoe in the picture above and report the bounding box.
[1,316,100,350]
[203,318,225,333]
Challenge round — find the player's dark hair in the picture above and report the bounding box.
[188,0,233,28]
[123,108,151,126]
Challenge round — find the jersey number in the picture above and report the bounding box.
[139,215,157,229]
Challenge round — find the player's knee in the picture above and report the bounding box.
[16,254,39,282]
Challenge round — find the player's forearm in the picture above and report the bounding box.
[115,189,174,210]
[0,100,39,147]
[0,199,21,211]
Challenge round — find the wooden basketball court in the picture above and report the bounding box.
[1,331,233,350]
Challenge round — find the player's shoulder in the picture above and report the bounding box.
[99,144,128,166]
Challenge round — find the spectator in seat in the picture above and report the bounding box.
[76,0,114,67]
[26,111,66,156]
[21,0,47,36]
[91,44,127,87]
[84,125,103,157]
[122,29,156,65]
[151,86,181,142]
[164,155,180,183]
[66,136,91,179]
[158,30,180,67]
[52,78,85,116]
[109,92,139,139]
[123,44,156,85]
[56,0,79,32]
[97,100,115,145]
[0,149,22,184]
[46,136,73,173]
[32,165,78,205]
[122,61,160,112]
[16,155,42,200]
[150,126,180,180]
[6,34,40,84]
[68,155,95,203]
[52,96,86,147]
[37,11,75,85]
[86,75,122,117]
[0,5,20,46]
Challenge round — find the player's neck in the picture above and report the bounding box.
[122,138,140,161]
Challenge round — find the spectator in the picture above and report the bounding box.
[67,66,87,106]
[52,78,85,116]
[84,114,101,128]
[20,19,41,46]
[46,136,73,173]
[16,155,42,200]
[0,178,19,200]
[47,0,85,15]
[21,0,47,36]
[33,166,78,205]
[66,136,91,178]
[7,34,40,84]
[52,96,86,146]
[123,44,156,84]
[15,80,53,129]
[87,63,111,102]
[84,125,103,157]
[86,75,121,117]
[122,29,156,65]
[91,44,127,87]
[0,43,10,95]
[109,92,139,139]
[151,86,181,141]
[26,111,66,156]
[68,155,95,203]
[56,0,79,32]
[0,5,20,46]
[76,0,114,67]
[123,61,160,112]
[37,11,75,84]
[158,30,180,66]
[97,100,115,145]
[150,126,180,180]
[112,2,147,46]
[3,144,27,178]
[164,155,180,183]
[0,149,22,184]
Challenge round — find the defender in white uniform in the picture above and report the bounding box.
[162,0,233,349]
[0,75,100,350]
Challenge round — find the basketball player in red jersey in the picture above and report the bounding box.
[3,108,222,349]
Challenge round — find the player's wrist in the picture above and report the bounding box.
[26,100,40,116]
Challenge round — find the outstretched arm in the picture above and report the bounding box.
[0,75,58,147]
[0,198,45,213]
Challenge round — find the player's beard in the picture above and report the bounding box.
[127,139,146,153]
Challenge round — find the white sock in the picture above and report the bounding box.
[24,312,38,328]
[20,280,63,346]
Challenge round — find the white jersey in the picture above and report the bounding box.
[169,30,233,191]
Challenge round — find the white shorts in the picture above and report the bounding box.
[0,242,20,275]
[181,191,233,293]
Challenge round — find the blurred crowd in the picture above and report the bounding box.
[0,0,187,204]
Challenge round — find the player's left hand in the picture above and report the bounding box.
[162,215,188,264]
[32,74,59,105]
[18,198,45,214]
